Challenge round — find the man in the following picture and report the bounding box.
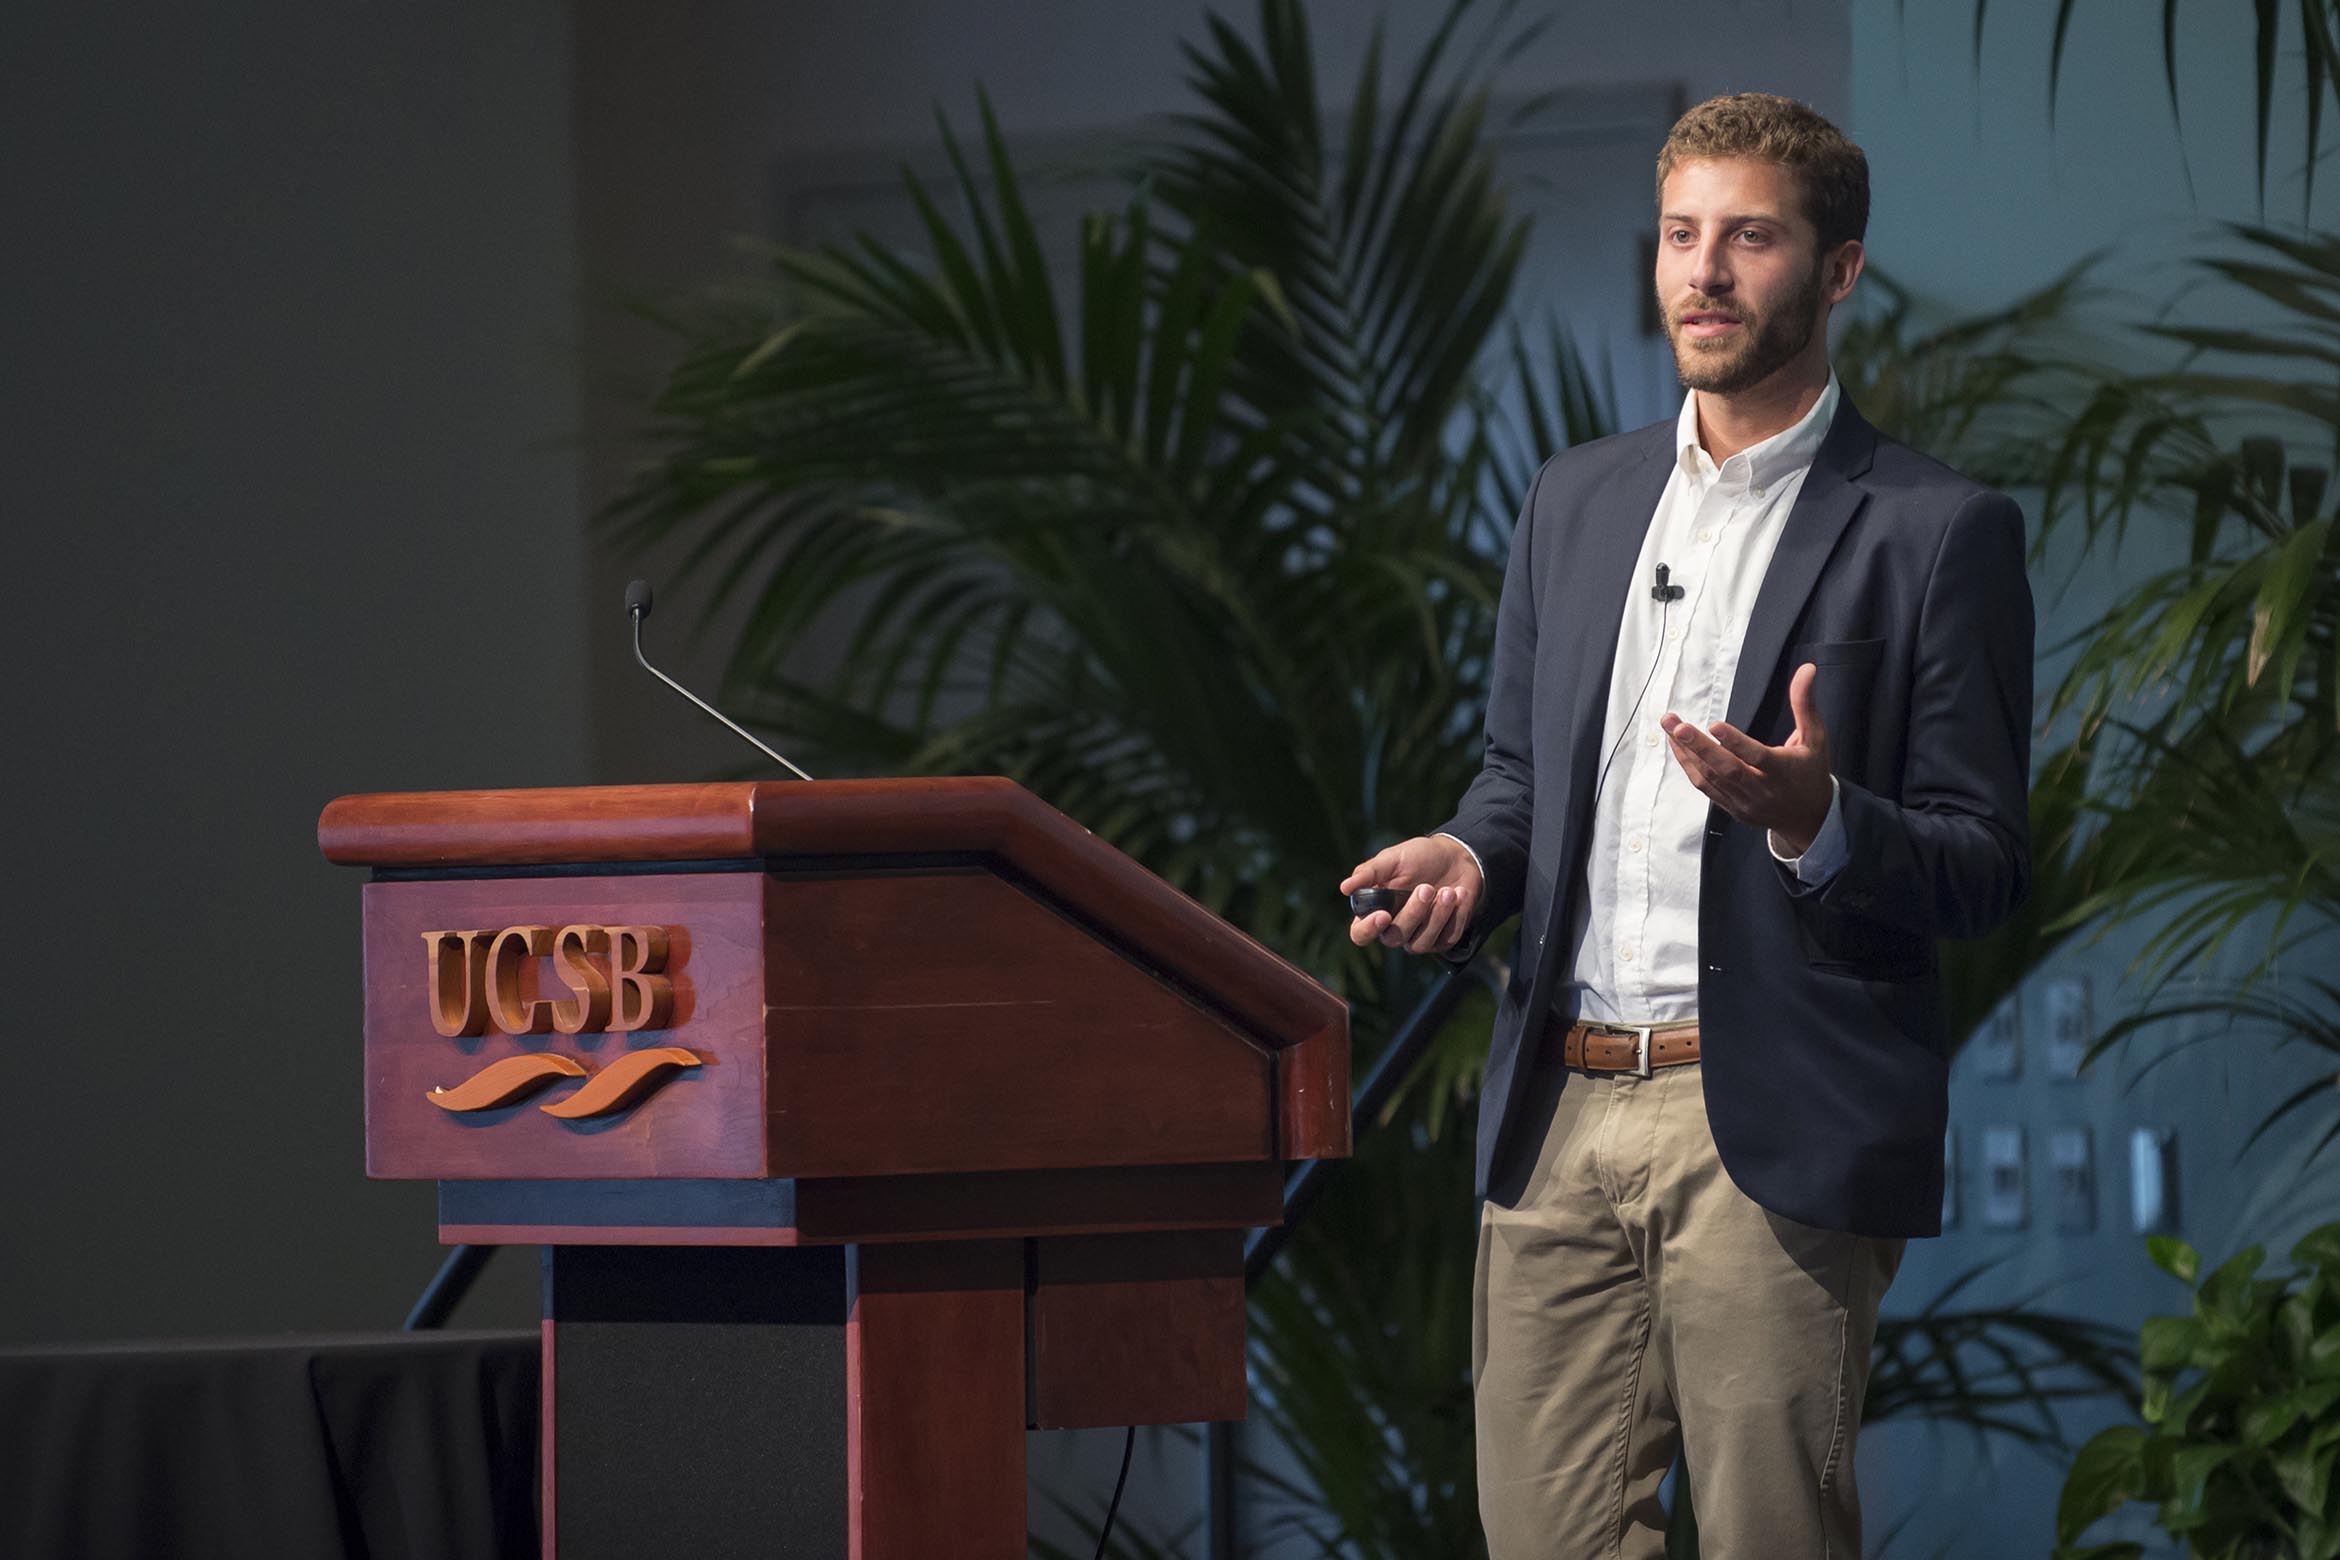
[1340,94,2032,1556]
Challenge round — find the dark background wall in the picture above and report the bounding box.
[2,0,588,1342]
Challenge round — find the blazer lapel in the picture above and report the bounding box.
[1556,425,1677,784]
[1520,422,1674,1011]
[1723,398,1878,735]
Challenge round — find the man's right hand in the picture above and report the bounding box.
[1340,834,1485,954]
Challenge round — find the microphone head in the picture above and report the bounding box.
[625,579,654,620]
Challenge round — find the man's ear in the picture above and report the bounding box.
[1826,239,1866,305]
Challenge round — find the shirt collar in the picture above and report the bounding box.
[1673,372,1840,492]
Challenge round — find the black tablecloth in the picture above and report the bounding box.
[0,1329,538,1560]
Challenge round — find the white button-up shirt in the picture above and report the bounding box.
[1552,376,1849,1024]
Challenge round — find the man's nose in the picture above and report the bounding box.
[1690,240,1733,297]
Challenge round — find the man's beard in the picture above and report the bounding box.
[1661,260,1824,395]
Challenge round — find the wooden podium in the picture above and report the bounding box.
[317,779,1348,1560]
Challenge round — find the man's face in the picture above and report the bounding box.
[1653,156,1842,396]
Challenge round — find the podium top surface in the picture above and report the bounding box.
[318,778,1345,1055]
[321,778,990,870]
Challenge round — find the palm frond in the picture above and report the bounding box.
[1150,0,1536,490]
[1867,1265,2137,1452]
[1832,259,2105,482]
[1246,1089,1486,1559]
[1979,0,2340,221]
[609,3,1555,1015]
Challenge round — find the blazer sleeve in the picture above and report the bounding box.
[1792,489,2034,938]
[1432,457,1550,939]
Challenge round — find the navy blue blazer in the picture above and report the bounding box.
[1437,394,2033,1238]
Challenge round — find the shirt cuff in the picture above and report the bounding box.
[1768,777,1846,887]
[1435,832,1487,890]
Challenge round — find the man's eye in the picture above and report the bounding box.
[1738,228,1768,244]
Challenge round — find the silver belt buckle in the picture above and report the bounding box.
[1589,1022,1655,1078]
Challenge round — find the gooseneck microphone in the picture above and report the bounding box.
[625,579,816,782]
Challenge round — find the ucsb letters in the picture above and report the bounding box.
[422,925,676,1038]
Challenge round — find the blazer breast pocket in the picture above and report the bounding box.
[1786,636,1886,669]
[1793,898,1936,980]
[1787,637,1886,744]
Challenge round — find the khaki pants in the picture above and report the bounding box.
[1473,1058,1902,1559]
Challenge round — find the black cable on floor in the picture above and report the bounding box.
[1093,1424,1136,1559]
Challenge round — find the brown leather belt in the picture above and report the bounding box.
[1544,1015,1702,1076]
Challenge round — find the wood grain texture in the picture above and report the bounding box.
[764,870,1272,1177]
[1029,1230,1246,1429]
[363,874,767,1180]
[320,780,1349,1163]
[746,781,1349,1142]
[1277,1017,1352,1163]
[847,1241,1025,1560]
[320,783,758,868]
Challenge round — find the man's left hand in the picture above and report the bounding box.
[1660,662,1834,854]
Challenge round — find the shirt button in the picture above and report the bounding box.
[1643,731,1660,748]
[1665,627,1682,643]
[1627,836,1644,853]
[1697,527,1715,543]
[1751,485,1766,499]
[1619,945,1637,962]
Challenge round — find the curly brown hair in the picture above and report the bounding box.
[1655,93,1868,253]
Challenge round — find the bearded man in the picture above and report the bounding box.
[1340,93,2033,1556]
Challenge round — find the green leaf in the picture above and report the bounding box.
[2198,1246,2270,1325]
[2244,517,2330,699]
[2057,1424,2148,1543]
[2244,1383,2340,1447]
[2276,1438,2340,1517]
[2164,1377,2215,1436]
[2150,1236,2202,1285]
[2167,1440,2239,1512]
[2143,1314,2208,1371]
[2296,1225,2340,1277]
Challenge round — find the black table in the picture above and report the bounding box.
[0,1329,538,1560]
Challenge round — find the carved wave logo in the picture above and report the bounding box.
[428,1048,701,1119]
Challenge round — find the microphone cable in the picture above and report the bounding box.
[1092,1424,1135,1559]
[1587,562,1684,814]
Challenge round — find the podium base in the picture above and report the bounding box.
[542,1242,1027,1560]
